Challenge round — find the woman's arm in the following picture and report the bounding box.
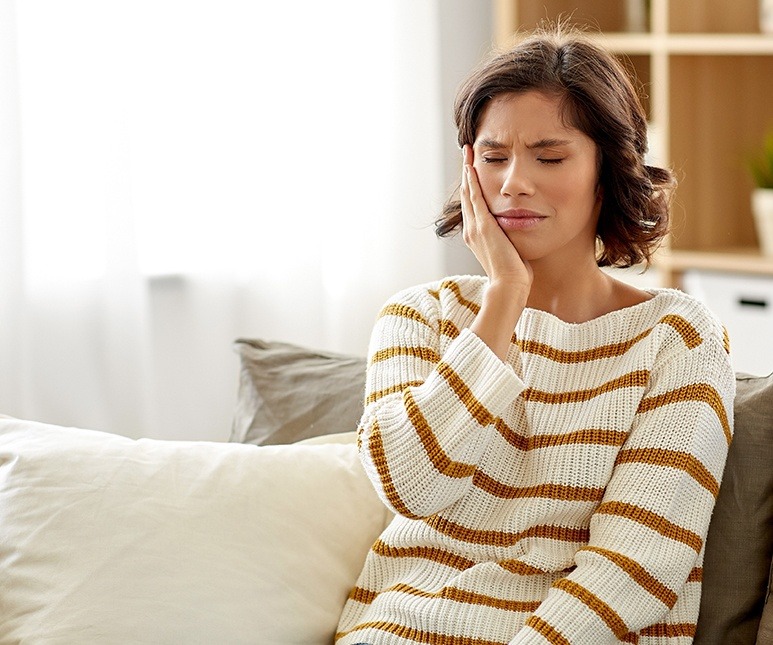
[357,283,525,519]
[357,149,533,519]
[509,334,736,644]
[461,145,532,361]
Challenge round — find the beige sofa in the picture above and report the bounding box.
[0,340,770,644]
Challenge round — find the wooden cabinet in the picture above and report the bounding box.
[493,0,773,286]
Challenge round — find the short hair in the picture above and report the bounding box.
[436,25,675,268]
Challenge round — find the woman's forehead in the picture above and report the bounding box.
[475,91,582,143]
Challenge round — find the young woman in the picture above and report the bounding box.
[336,26,735,645]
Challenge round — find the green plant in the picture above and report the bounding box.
[749,129,773,189]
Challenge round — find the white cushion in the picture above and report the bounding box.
[297,431,359,445]
[0,418,389,644]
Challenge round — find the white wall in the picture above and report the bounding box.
[140,4,496,442]
[437,1,492,277]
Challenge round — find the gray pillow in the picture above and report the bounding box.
[696,372,773,644]
[230,339,366,445]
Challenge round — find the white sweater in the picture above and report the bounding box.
[336,276,735,645]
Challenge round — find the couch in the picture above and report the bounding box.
[0,339,770,644]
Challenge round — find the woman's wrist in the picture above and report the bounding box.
[470,281,528,361]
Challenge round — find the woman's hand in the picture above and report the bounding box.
[460,145,533,291]
[461,144,532,360]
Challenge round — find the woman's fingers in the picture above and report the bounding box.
[460,147,477,240]
[465,164,489,222]
[459,145,533,289]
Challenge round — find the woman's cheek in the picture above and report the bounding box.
[475,171,499,207]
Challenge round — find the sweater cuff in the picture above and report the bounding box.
[435,327,525,420]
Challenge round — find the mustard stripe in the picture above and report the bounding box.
[374,540,570,577]
[517,314,701,364]
[524,616,571,645]
[494,423,629,452]
[473,470,605,503]
[615,448,719,497]
[352,582,541,613]
[371,345,441,365]
[687,566,702,582]
[639,622,696,637]
[660,314,703,349]
[424,515,589,547]
[554,578,630,638]
[335,621,502,645]
[492,417,530,450]
[378,302,430,326]
[579,546,678,608]
[366,380,424,405]
[523,370,649,405]
[437,361,495,426]
[370,539,476,571]
[530,428,629,450]
[518,336,647,364]
[439,318,462,339]
[368,421,420,520]
[595,501,703,552]
[430,279,481,316]
[348,586,378,604]
[636,382,732,446]
[404,388,477,479]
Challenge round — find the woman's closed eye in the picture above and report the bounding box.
[538,157,564,165]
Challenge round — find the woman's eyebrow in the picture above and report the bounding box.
[475,138,508,149]
[474,137,573,149]
[526,138,572,149]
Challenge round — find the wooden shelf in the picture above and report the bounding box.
[592,33,773,55]
[660,249,773,276]
[664,34,773,54]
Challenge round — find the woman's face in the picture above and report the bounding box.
[472,90,602,265]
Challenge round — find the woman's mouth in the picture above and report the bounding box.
[494,209,547,231]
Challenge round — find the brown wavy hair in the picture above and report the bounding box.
[436,25,675,268]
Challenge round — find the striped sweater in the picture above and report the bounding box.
[335,275,735,645]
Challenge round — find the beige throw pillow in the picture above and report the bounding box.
[0,418,388,644]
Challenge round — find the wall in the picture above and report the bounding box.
[438,1,492,277]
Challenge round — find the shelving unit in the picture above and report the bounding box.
[492,0,773,287]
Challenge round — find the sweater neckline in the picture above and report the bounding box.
[518,288,677,329]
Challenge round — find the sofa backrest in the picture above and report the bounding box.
[696,372,773,645]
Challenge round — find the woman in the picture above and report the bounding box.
[336,26,734,645]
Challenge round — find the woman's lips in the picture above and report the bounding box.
[494,208,547,231]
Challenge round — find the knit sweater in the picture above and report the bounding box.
[335,275,735,645]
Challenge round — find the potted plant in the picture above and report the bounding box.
[749,129,773,256]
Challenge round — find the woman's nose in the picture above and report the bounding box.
[500,161,535,197]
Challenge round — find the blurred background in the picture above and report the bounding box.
[0,0,490,440]
[1,0,772,441]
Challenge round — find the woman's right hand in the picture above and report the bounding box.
[460,145,533,293]
[460,144,533,360]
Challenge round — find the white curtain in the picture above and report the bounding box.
[0,0,447,440]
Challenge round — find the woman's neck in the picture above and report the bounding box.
[525,258,649,324]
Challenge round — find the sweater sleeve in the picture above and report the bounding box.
[509,330,735,644]
[357,285,525,519]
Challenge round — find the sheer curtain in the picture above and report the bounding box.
[0,0,448,440]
